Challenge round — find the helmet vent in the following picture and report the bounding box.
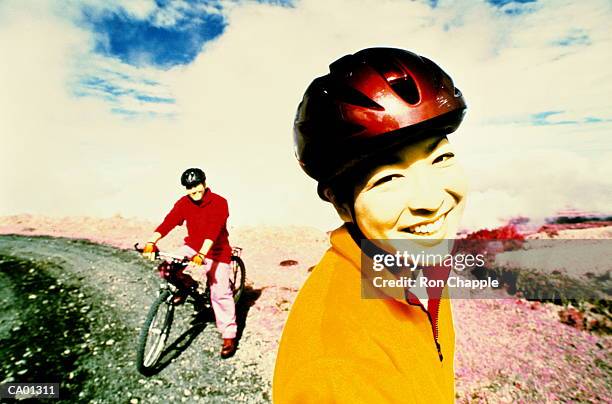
[366,55,420,105]
[389,75,420,105]
[330,82,384,111]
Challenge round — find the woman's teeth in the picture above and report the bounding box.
[407,214,446,235]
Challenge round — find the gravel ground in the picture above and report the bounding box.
[1,216,611,403]
[0,235,270,403]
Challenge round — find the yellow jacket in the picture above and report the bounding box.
[273,225,455,403]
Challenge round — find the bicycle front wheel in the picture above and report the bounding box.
[136,289,174,375]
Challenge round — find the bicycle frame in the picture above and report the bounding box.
[135,244,243,303]
[157,259,202,301]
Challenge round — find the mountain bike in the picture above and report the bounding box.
[134,244,246,375]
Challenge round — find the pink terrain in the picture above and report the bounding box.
[1,214,610,403]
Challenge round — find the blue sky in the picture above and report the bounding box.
[66,0,607,124]
[1,0,611,230]
[79,0,296,68]
[79,1,227,68]
[78,0,537,69]
[69,0,296,117]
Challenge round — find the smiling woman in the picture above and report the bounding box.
[351,135,467,242]
[273,47,468,403]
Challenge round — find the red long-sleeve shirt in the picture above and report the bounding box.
[155,188,232,263]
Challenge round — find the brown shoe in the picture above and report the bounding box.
[221,338,237,358]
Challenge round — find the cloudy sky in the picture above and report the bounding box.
[1,0,610,231]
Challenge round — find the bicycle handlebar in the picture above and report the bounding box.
[133,243,189,262]
[134,243,243,261]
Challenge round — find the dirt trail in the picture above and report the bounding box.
[1,215,611,402]
[0,235,270,403]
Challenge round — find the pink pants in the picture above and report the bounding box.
[173,245,237,339]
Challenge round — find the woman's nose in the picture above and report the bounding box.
[402,168,445,215]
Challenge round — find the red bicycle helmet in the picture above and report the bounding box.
[293,47,466,198]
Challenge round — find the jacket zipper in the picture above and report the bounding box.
[432,300,443,362]
[407,295,443,362]
[424,301,443,362]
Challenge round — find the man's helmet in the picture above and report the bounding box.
[293,47,467,199]
[181,168,206,188]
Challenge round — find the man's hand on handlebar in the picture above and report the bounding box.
[191,253,206,266]
[142,242,159,261]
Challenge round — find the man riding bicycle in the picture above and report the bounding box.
[142,167,237,358]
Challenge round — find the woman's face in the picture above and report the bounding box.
[351,135,467,245]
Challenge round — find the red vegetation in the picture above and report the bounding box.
[461,224,525,256]
[558,307,586,330]
[465,224,525,241]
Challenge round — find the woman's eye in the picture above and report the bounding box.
[372,174,402,187]
[433,152,455,164]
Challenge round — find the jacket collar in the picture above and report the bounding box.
[188,187,212,207]
[329,223,450,308]
[330,224,413,307]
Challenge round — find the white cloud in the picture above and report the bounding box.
[151,0,225,27]
[1,0,611,232]
[64,0,157,20]
[70,54,178,115]
[459,140,612,230]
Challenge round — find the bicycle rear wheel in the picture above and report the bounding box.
[230,255,246,303]
[136,289,174,375]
